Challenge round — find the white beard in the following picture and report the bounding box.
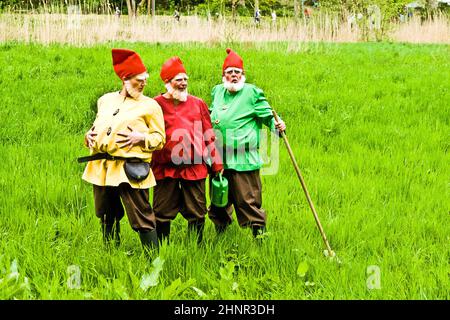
[165,83,188,102]
[222,75,246,92]
[124,80,143,99]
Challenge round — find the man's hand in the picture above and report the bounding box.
[85,126,97,149]
[116,125,145,152]
[275,119,286,132]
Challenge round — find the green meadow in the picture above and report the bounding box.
[0,42,448,299]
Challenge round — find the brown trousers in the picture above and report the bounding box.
[93,183,156,232]
[153,178,207,224]
[208,169,266,228]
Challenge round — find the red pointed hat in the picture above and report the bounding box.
[112,49,147,80]
[222,48,244,73]
[160,56,187,83]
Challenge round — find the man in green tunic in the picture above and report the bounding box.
[209,48,286,237]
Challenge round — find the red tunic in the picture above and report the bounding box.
[152,95,223,181]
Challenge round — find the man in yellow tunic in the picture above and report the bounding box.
[81,49,165,254]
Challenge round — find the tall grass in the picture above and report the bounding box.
[0,42,449,299]
[0,13,449,45]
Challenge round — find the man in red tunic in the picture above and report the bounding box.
[152,57,223,244]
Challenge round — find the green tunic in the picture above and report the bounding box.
[210,83,277,171]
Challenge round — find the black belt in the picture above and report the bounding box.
[77,153,135,163]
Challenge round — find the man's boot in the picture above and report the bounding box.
[156,221,171,244]
[215,224,228,235]
[102,220,120,247]
[113,220,121,246]
[139,229,159,256]
[102,218,120,247]
[102,223,112,244]
[188,221,204,245]
[252,225,266,241]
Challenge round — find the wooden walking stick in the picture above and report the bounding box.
[272,110,335,257]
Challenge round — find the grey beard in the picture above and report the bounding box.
[222,75,246,92]
[124,81,143,99]
[165,83,188,102]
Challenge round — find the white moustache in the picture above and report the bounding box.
[222,75,246,92]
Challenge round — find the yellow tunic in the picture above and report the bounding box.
[82,92,165,189]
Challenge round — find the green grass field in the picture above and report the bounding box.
[0,42,449,299]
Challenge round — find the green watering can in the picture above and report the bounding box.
[211,174,228,207]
